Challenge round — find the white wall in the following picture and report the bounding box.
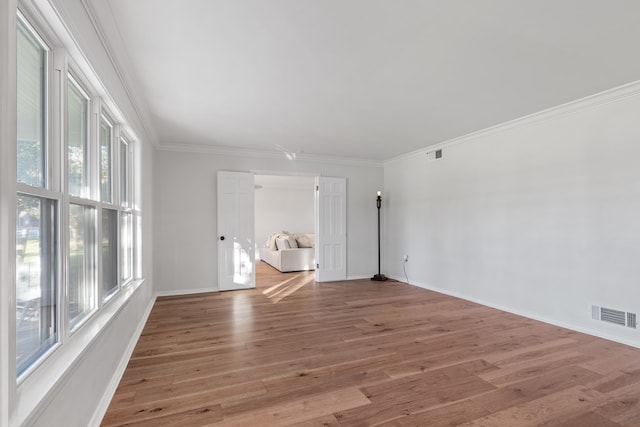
[153,149,383,294]
[384,84,640,347]
[254,175,315,251]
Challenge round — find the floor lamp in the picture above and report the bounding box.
[372,191,387,281]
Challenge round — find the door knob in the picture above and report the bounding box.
[219,236,225,241]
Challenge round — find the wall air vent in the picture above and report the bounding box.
[600,307,626,326]
[592,305,637,329]
[627,312,637,329]
[426,149,443,162]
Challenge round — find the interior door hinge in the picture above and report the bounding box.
[316,185,319,191]
[316,263,319,269]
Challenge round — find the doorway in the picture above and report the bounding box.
[254,174,316,287]
[216,171,347,291]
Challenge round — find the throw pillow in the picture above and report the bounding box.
[275,237,290,250]
[286,235,298,248]
[267,232,280,250]
[294,233,314,248]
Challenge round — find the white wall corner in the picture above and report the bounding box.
[383,81,640,353]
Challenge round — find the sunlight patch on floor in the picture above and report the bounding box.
[263,272,315,303]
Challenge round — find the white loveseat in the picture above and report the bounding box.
[258,232,315,272]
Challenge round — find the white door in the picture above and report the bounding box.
[315,177,347,282]
[217,171,255,291]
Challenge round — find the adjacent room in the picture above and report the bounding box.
[254,174,316,275]
[3,1,640,426]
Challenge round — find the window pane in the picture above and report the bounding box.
[17,20,46,187]
[16,195,57,375]
[102,209,118,299]
[120,140,129,207]
[120,211,132,283]
[135,213,142,279]
[100,119,112,203]
[67,80,88,197]
[69,204,96,327]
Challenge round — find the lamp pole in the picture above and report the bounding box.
[372,191,387,281]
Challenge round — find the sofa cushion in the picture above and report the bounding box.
[294,233,315,248]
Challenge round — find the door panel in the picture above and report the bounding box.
[217,171,255,291]
[315,177,347,282]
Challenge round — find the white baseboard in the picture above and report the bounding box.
[346,274,373,280]
[89,294,156,427]
[156,287,219,297]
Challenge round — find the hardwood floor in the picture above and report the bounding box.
[102,263,640,426]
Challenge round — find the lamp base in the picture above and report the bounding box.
[371,274,388,281]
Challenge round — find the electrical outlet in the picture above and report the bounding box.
[403,254,409,262]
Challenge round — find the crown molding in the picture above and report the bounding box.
[157,142,384,168]
[385,79,640,165]
[79,0,158,146]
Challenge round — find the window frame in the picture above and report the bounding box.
[98,110,119,303]
[14,192,61,378]
[119,135,131,208]
[100,207,119,302]
[118,135,134,285]
[66,202,98,332]
[65,72,91,199]
[98,112,115,205]
[16,12,50,190]
[14,10,62,382]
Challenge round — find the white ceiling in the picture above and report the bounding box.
[90,0,640,161]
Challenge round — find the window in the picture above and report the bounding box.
[120,138,133,284]
[16,18,47,188]
[101,209,118,299]
[15,195,58,376]
[67,76,89,198]
[14,11,142,380]
[99,116,113,203]
[68,204,96,328]
[120,211,133,283]
[120,138,130,207]
[15,15,58,378]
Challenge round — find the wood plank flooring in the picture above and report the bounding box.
[102,262,640,426]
